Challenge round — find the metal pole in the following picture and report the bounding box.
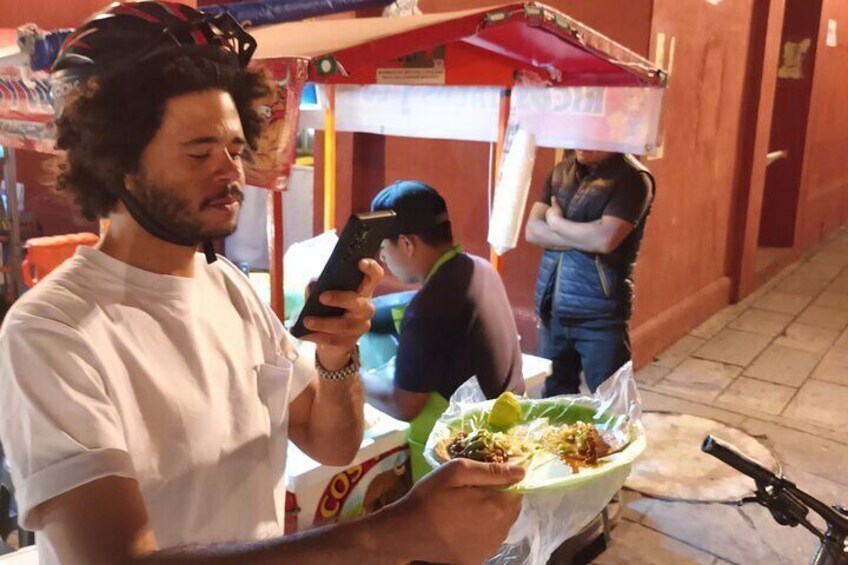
[3,147,23,299]
[268,190,285,320]
[323,84,337,233]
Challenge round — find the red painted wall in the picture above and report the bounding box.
[797,0,848,247]
[3,151,98,237]
[730,0,788,300]
[629,0,761,362]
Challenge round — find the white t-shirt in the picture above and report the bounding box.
[0,247,315,563]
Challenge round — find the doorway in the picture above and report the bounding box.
[756,0,824,276]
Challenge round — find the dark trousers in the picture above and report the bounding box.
[537,316,631,397]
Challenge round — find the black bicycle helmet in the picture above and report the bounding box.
[51,1,258,263]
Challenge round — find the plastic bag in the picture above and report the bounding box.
[488,127,537,256]
[424,362,645,565]
[283,230,338,322]
[382,0,422,17]
[359,333,399,372]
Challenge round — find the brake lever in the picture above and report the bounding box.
[738,495,760,506]
[751,483,810,528]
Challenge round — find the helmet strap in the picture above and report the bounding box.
[114,185,218,264]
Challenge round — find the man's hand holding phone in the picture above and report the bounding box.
[302,259,383,370]
[291,211,396,369]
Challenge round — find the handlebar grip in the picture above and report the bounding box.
[702,435,778,487]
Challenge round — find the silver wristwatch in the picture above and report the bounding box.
[315,345,360,381]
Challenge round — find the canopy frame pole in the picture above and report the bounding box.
[269,190,285,319]
[323,84,337,232]
[3,147,24,299]
[489,88,511,273]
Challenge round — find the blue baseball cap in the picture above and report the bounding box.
[370,180,450,237]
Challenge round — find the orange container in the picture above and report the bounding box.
[21,232,100,287]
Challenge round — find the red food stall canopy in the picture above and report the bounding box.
[0,3,667,154]
[250,3,666,88]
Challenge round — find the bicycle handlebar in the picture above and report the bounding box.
[702,435,848,534]
[701,435,779,487]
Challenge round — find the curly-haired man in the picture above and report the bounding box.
[0,3,522,563]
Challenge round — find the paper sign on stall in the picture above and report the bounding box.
[827,19,838,47]
[376,46,446,85]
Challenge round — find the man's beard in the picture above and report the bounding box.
[133,176,244,244]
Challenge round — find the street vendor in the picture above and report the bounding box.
[0,3,523,563]
[363,181,525,480]
[525,149,655,396]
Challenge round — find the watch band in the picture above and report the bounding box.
[315,345,360,381]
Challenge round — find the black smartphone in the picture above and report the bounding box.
[290,210,397,338]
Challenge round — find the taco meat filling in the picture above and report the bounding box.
[447,429,511,463]
[541,421,612,472]
[445,421,614,473]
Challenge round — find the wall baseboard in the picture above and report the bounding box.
[631,276,732,367]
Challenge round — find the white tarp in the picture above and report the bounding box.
[309,84,501,142]
[509,86,665,155]
[300,84,663,154]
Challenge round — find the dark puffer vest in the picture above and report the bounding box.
[534,153,655,322]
